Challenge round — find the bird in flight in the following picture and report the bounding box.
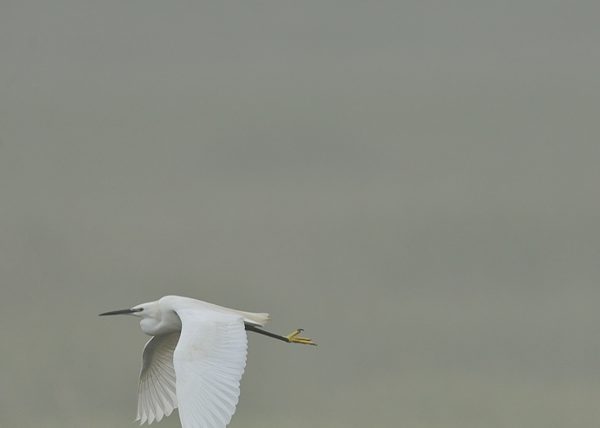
[100,295,315,428]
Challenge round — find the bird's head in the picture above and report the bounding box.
[99,300,160,319]
[100,300,177,335]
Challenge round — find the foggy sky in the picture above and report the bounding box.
[1,1,600,427]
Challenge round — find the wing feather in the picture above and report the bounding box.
[173,309,248,428]
[137,332,180,424]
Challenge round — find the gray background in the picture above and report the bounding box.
[1,1,600,427]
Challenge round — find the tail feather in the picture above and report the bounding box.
[241,311,270,327]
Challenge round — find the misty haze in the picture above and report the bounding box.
[1,1,600,427]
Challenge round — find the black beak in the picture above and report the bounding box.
[99,308,141,316]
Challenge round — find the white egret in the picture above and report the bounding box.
[100,295,315,428]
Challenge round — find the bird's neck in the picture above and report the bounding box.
[140,311,181,336]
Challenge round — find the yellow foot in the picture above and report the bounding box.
[286,329,317,346]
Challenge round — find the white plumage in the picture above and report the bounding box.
[138,331,179,424]
[100,295,314,428]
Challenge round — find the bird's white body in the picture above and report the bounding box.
[135,296,269,336]
[102,295,270,428]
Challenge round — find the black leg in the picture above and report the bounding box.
[245,324,291,343]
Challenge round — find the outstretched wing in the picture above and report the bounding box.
[173,309,248,428]
[137,332,180,424]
